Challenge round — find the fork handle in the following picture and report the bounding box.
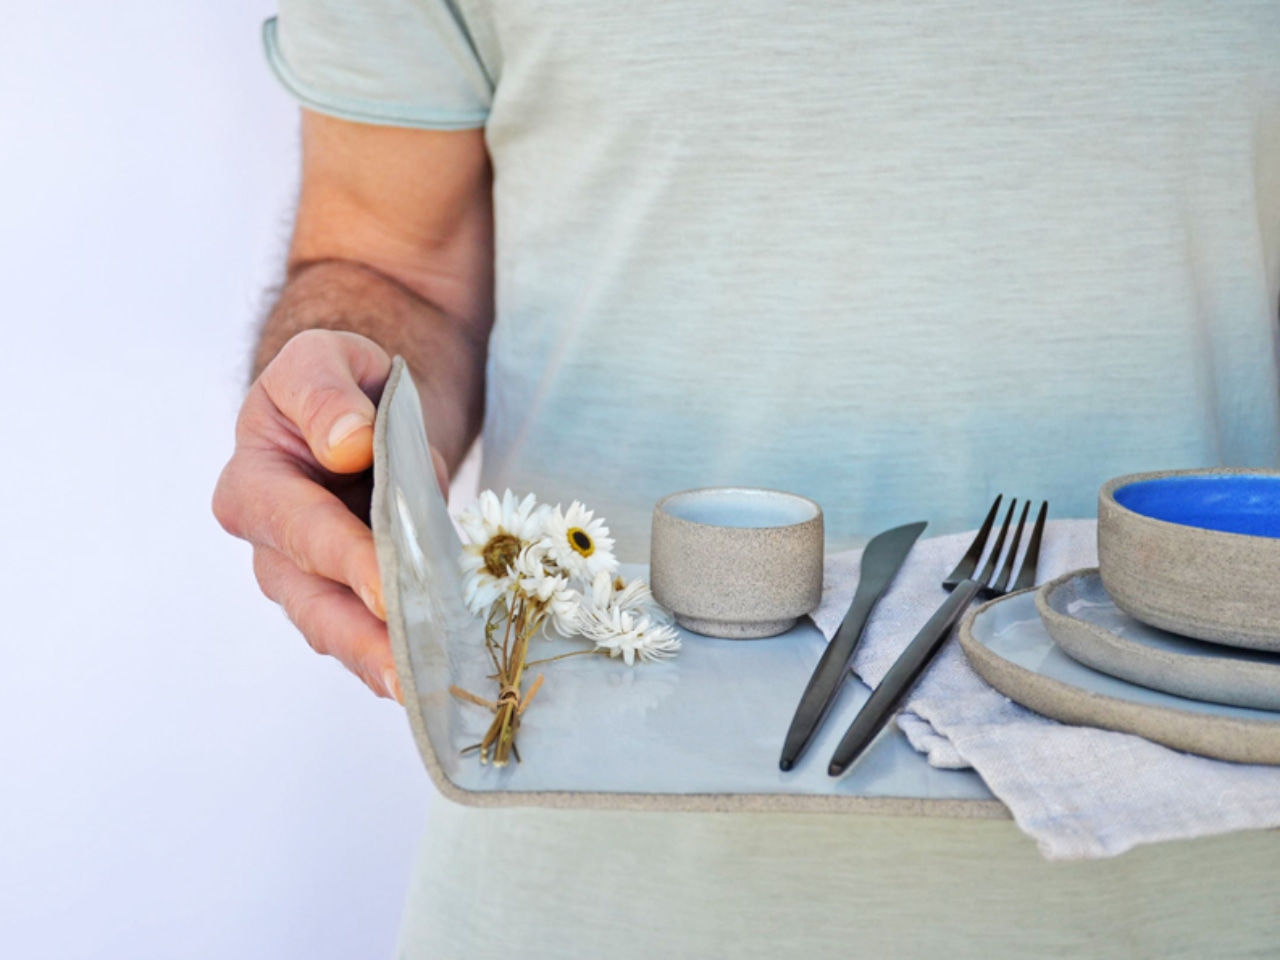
[828,578,984,777]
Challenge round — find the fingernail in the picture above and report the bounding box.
[328,413,371,451]
[383,668,402,704]
[359,583,386,621]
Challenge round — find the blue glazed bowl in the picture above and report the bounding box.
[1097,469,1280,651]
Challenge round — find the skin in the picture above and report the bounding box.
[212,109,494,701]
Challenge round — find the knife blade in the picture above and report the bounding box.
[778,520,927,771]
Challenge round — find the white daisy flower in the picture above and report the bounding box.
[456,489,548,547]
[577,604,682,666]
[607,573,673,625]
[582,571,673,626]
[541,573,604,640]
[585,570,615,609]
[546,587,583,638]
[576,572,681,664]
[512,542,572,606]
[542,501,617,580]
[456,490,550,616]
[511,542,585,640]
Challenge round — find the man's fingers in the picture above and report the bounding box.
[212,329,407,705]
[253,545,401,702]
[215,449,385,618]
[430,446,450,497]
[257,329,393,474]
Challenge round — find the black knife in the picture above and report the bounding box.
[778,520,927,771]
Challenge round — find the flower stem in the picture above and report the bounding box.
[465,595,555,766]
[525,649,602,667]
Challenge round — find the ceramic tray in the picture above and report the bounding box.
[960,587,1280,765]
[371,358,1003,815]
[1037,569,1280,711]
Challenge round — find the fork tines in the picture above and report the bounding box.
[943,496,1049,597]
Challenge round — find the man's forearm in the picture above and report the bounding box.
[253,258,488,473]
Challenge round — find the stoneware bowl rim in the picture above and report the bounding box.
[653,486,823,532]
[1100,467,1280,547]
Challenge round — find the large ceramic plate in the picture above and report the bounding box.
[370,358,1002,813]
[960,588,1280,765]
[1036,569,1280,710]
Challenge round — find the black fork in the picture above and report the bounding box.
[942,495,1048,597]
[828,495,1049,777]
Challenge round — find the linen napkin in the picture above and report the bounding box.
[811,519,1280,860]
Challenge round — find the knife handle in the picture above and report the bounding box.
[827,579,983,777]
[778,589,878,770]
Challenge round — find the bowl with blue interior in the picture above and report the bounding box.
[1098,469,1280,651]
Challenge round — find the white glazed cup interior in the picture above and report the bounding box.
[657,487,820,529]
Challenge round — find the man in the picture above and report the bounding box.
[213,3,1280,957]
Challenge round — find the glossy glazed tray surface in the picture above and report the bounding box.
[370,359,999,814]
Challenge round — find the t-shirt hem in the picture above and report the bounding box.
[262,18,488,131]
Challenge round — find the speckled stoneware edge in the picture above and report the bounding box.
[961,591,1280,765]
[650,487,824,639]
[371,357,1007,817]
[1036,568,1280,711]
[1098,469,1280,651]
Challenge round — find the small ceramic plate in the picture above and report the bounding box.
[959,588,1280,765]
[1036,569,1280,711]
[370,358,1001,814]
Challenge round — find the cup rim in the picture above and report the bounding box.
[653,486,822,532]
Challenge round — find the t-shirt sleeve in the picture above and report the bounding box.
[263,0,492,129]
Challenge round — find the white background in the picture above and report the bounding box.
[0,4,445,956]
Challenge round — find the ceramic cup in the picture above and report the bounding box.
[649,487,824,639]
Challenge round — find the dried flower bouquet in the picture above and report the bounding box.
[451,490,679,766]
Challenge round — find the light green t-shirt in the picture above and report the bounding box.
[265,4,1280,957]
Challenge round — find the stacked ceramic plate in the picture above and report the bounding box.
[959,470,1280,765]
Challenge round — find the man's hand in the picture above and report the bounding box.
[213,111,493,701]
[214,331,408,700]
